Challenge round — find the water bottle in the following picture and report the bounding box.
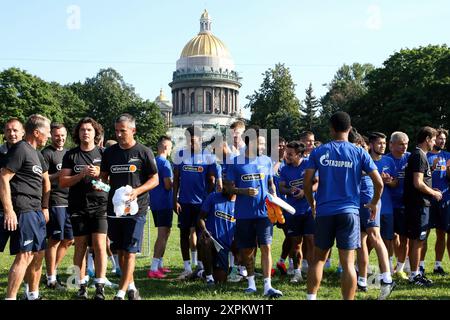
[92,180,111,192]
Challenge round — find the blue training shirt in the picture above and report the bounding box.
[427,151,450,202]
[374,156,397,215]
[227,155,273,219]
[279,158,313,215]
[386,152,410,209]
[306,141,378,216]
[149,155,173,211]
[201,192,236,250]
[174,148,216,204]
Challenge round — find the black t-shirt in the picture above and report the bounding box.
[101,143,158,217]
[3,140,48,213]
[42,145,69,206]
[403,147,432,207]
[61,146,108,214]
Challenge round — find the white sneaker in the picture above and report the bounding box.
[177,270,192,280]
[287,266,295,276]
[290,272,303,283]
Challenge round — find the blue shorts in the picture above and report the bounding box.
[394,207,407,236]
[152,209,173,228]
[108,215,146,253]
[178,203,202,230]
[236,218,273,249]
[380,214,394,240]
[315,213,360,250]
[47,207,74,241]
[359,205,381,231]
[430,200,450,231]
[285,213,315,237]
[406,206,430,241]
[6,211,47,255]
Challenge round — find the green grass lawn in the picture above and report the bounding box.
[1,214,450,300]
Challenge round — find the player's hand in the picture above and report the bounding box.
[87,165,99,178]
[200,229,211,241]
[364,202,378,221]
[128,188,138,201]
[433,189,443,201]
[432,157,441,171]
[4,210,18,231]
[292,188,304,200]
[381,172,393,184]
[42,208,50,223]
[247,188,259,197]
[174,202,182,215]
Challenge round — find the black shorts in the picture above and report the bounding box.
[69,210,108,237]
[430,200,450,231]
[178,203,202,230]
[406,206,430,241]
[394,207,408,236]
[108,215,146,253]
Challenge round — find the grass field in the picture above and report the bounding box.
[1,214,450,300]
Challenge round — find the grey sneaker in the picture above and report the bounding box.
[127,289,141,300]
[379,280,396,300]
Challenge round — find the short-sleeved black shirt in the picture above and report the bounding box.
[42,145,69,206]
[3,140,48,213]
[61,146,108,214]
[101,143,158,217]
[403,147,432,207]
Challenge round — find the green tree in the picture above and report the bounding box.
[0,68,64,126]
[349,45,450,139]
[126,100,166,149]
[246,63,302,140]
[301,83,320,131]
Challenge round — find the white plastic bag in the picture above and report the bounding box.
[112,185,139,217]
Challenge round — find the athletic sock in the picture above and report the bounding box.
[116,290,126,299]
[184,260,192,273]
[151,258,160,272]
[381,272,393,283]
[128,282,137,292]
[191,251,198,266]
[263,277,271,293]
[396,262,405,272]
[247,275,256,290]
[306,294,317,300]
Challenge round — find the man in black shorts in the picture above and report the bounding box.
[42,123,74,289]
[100,114,158,300]
[60,117,108,300]
[404,126,442,287]
[0,114,51,300]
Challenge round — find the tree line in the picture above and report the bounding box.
[0,67,166,149]
[246,44,450,149]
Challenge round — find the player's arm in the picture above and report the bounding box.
[206,170,215,194]
[303,168,316,216]
[172,166,181,214]
[41,171,51,223]
[198,210,211,240]
[278,181,293,195]
[129,173,159,201]
[413,172,442,201]
[59,167,88,188]
[268,177,276,196]
[224,179,258,197]
[0,168,17,231]
[366,170,384,219]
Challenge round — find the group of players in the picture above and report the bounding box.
[0,110,449,300]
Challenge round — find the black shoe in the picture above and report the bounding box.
[357,283,368,292]
[76,284,88,299]
[409,274,433,287]
[113,296,124,300]
[419,266,426,276]
[433,266,447,276]
[94,283,105,300]
[188,267,205,281]
[127,289,141,300]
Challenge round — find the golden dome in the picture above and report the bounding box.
[180,33,231,58]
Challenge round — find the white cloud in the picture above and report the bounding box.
[366,4,382,31]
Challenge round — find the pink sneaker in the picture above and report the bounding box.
[147,269,166,279]
[159,267,171,273]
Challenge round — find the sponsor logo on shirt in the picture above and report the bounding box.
[32,165,43,175]
[73,165,86,173]
[319,152,353,168]
[128,158,141,164]
[111,164,137,173]
[93,158,102,164]
[183,165,204,173]
[215,210,236,222]
[289,179,303,188]
[241,173,265,181]
[56,163,62,171]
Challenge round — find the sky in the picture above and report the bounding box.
[1,1,449,119]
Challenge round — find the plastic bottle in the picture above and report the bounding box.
[92,180,111,192]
